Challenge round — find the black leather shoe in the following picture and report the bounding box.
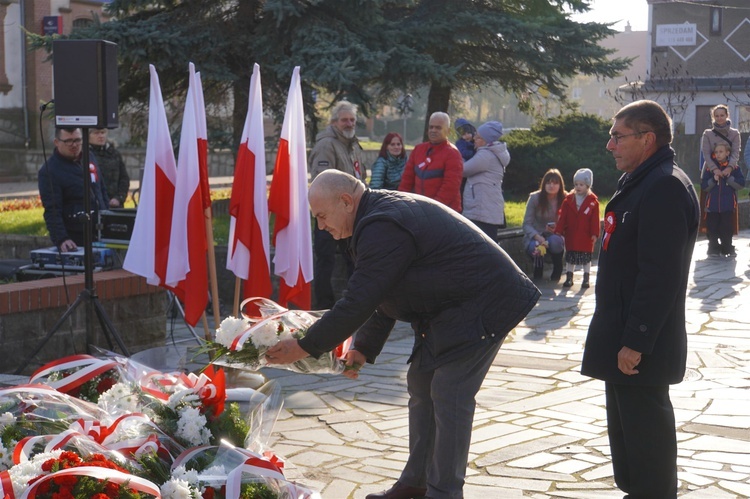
[366,481,427,499]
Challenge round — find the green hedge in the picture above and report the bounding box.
[503,113,620,200]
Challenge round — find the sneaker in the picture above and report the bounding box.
[725,247,737,258]
[707,248,721,257]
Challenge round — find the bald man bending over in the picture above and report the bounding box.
[267,169,540,499]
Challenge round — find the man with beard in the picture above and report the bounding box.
[309,100,365,309]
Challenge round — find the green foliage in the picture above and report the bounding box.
[503,113,620,198]
[38,0,630,148]
[207,402,251,449]
[0,207,47,236]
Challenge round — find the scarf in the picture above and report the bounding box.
[712,120,732,136]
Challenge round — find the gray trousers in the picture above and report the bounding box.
[399,340,503,499]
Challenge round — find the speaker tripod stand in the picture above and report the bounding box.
[14,129,130,375]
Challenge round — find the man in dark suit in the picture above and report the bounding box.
[582,100,699,498]
[267,169,540,499]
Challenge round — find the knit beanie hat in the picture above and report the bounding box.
[477,121,504,144]
[573,168,593,188]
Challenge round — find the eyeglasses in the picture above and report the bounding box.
[609,131,649,145]
[59,138,83,146]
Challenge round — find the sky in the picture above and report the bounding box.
[570,0,649,32]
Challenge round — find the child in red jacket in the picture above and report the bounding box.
[555,168,600,288]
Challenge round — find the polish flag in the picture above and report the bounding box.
[123,65,176,286]
[226,63,272,301]
[165,63,209,326]
[194,72,211,210]
[268,66,312,309]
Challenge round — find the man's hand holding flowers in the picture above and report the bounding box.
[342,350,366,380]
[265,339,309,365]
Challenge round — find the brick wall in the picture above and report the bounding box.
[0,269,167,375]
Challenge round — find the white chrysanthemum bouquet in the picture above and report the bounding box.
[204,298,350,375]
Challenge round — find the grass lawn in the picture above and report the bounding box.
[0,183,716,242]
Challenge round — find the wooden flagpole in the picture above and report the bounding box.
[204,206,221,339]
[233,277,242,317]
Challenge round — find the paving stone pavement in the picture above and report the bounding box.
[3,231,750,498]
[258,232,750,498]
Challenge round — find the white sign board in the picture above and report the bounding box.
[655,24,697,46]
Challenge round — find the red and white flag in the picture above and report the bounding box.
[227,63,272,301]
[268,66,312,309]
[165,62,209,326]
[194,71,211,210]
[123,65,176,286]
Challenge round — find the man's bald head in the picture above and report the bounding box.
[309,170,365,240]
[309,170,364,203]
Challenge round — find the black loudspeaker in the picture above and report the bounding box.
[53,39,119,129]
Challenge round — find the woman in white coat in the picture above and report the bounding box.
[461,121,510,241]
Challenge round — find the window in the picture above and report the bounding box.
[710,7,722,36]
[72,18,93,29]
[736,106,750,134]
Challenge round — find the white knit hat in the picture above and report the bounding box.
[573,168,593,188]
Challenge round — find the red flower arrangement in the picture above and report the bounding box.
[28,451,143,498]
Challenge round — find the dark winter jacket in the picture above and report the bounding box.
[38,149,109,247]
[701,163,745,213]
[398,140,463,212]
[91,142,130,205]
[454,118,476,162]
[455,138,475,162]
[581,146,699,385]
[555,192,600,253]
[298,189,541,370]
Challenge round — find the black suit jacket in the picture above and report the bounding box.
[582,146,699,385]
[299,189,540,370]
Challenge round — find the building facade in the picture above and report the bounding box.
[646,0,750,135]
[0,0,110,149]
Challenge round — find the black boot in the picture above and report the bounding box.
[563,272,573,287]
[550,253,563,282]
[582,272,590,288]
[707,236,720,257]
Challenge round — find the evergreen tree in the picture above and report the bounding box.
[45,0,629,145]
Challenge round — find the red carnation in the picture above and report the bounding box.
[51,489,74,499]
[96,376,116,394]
[104,481,121,496]
[52,475,78,487]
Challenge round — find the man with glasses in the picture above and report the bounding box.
[309,100,365,309]
[582,100,699,498]
[38,127,109,252]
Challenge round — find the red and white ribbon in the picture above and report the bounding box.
[0,469,15,499]
[13,414,169,464]
[19,466,161,499]
[29,354,118,394]
[225,457,286,498]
